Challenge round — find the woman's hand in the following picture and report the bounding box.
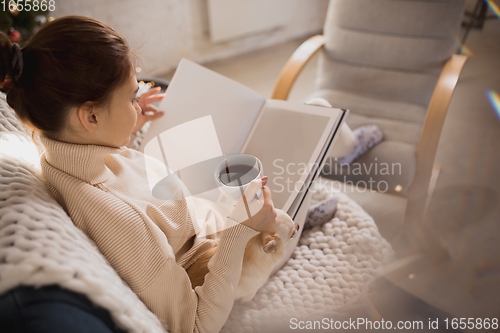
[237,177,277,233]
[132,86,165,134]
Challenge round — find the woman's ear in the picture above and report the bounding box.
[77,101,98,132]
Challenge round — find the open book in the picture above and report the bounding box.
[140,59,347,220]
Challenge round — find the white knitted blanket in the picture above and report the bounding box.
[0,94,393,332]
[0,94,166,333]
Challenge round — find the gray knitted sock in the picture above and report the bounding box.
[337,125,383,164]
[304,196,338,230]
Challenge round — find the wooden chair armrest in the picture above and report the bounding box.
[404,54,468,232]
[412,54,468,195]
[271,35,325,100]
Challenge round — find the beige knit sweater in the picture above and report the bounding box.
[39,136,259,333]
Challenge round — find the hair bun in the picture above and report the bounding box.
[11,43,23,83]
[0,32,23,90]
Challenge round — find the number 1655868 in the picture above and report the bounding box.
[2,0,56,12]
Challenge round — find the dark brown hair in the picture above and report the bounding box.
[0,16,134,138]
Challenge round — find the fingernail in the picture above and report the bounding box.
[262,176,268,180]
[159,112,165,116]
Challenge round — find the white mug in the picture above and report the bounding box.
[214,154,263,203]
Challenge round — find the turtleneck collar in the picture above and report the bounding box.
[40,136,126,185]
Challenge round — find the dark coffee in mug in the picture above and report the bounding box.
[218,164,260,187]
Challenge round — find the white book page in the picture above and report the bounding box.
[140,59,265,201]
[242,99,345,212]
[141,59,264,155]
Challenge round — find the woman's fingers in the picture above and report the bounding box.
[143,93,165,104]
[140,86,161,97]
[141,105,157,113]
[261,186,274,209]
[241,186,276,231]
[261,186,277,219]
[143,111,164,121]
[261,176,268,187]
[138,87,165,107]
[141,105,160,114]
[140,104,165,120]
[243,179,263,201]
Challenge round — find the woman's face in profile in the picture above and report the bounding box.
[94,72,141,148]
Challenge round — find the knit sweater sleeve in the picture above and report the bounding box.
[138,221,258,333]
[94,198,257,333]
[41,159,258,332]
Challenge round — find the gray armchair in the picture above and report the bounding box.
[272,0,468,255]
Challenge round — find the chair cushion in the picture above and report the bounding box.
[323,0,465,71]
[309,89,427,128]
[319,0,466,106]
[323,27,454,73]
[326,0,466,39]
[317,56,441,107]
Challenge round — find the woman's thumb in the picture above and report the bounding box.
[147,111,164,121]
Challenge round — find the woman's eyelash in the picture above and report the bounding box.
[133,96,139,103]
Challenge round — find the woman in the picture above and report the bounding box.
[1,16,277,332]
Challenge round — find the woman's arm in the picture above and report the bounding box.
[138,181,275,332]
[41,150,275,332]
[59,182,259,332]
[43,173,271,332]
[137,222,258,333]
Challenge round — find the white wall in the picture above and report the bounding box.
[53,0,328,77]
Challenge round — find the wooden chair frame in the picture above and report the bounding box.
[271,35,468,253]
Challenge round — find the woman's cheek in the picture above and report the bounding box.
[131,107,138,127]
